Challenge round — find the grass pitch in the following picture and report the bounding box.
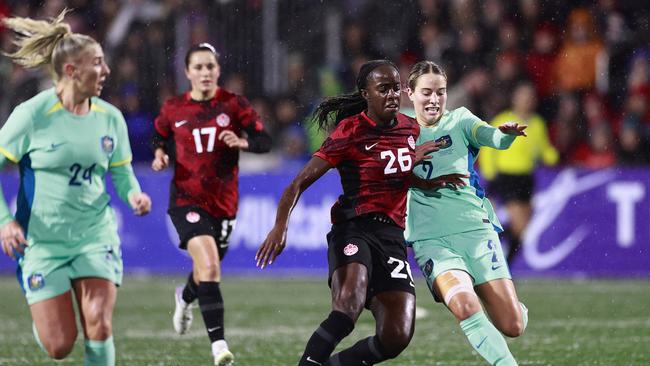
[0,276,648,365]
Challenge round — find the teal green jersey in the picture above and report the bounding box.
[0,88,141,246]
[405,107,516,241]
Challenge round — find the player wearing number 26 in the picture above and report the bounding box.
[256,60,439,365]
[0,9,151,366]
[151,43,271,366]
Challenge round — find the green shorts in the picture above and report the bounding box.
[18,242,123,305]
[412,229,511,299]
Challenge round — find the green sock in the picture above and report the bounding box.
[520,302,528,332]
[459,312,518,366]
[84,336,115,366]
[32,323,46,354]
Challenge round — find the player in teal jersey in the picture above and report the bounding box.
[405,61,528,366]
[0,10,151,366]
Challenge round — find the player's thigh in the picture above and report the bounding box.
[187,235,222,281]
[30,290,78,349]
[73,277,117,339]
[20,247,74,305]
[462,230,510,285]
[330,262,368,320]
[412,237,467,301]
[475,278,523,333]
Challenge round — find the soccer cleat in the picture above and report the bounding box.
[212,340,234,366]
[173,286,193,334]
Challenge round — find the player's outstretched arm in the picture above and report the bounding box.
[256,157,331,268]
[498,122,528,136]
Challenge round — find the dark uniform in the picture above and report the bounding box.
[314,111,419,306]
[153,89,271,256]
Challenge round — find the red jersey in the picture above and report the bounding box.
[314,112,420,228]
[154,89,267,218]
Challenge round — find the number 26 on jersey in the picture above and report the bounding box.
[380,148,412,175]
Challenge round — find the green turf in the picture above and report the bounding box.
[0,276,648,365]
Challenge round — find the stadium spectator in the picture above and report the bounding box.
[151,42,271,366]
[256,60,438,365]
[406,60,528,366]
[554,8,605,93]
[0,9,151,365]
[480,82,558,265]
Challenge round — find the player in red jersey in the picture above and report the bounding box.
[151,43,271,366]
[256,60,438,365]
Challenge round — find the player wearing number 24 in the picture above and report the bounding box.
[0,9,151,365]
[256,60,440,365]
[151,43,271,366]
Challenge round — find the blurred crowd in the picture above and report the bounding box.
[1,0,649,169]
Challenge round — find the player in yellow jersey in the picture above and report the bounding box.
[0,10,151,366]
[480,82,559,264]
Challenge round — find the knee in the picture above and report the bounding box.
[332,292,365,320]
[377,324,413,358]
[197,261,220,281]
[84,308,113,339]
[43,336,76,360]
[499,318,525,338]
[377,323,413,359]
[454,301,482,321]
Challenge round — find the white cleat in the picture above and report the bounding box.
[173,286,193,334]
[213,340,234,366]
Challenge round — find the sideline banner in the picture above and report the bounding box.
[0,167,648,277]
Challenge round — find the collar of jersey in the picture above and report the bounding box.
[361,111,397,129]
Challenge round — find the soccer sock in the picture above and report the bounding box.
[84,336,115,366]
[298,311,355,366]
[32,322,46,354]
[197,281,225,343]
[460,312,517,366]
[520,302,529,332]
[182,271,199,304]
[327,335,390,365]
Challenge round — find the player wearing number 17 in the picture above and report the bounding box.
[151,43,271,366]
[256,60,438,365]
[0,10,151,366]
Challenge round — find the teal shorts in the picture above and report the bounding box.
[412,229,510,299]
[18,242,123,305]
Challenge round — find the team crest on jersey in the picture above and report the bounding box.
[435,135,452,149]
[216,113,231,127]
[186,211,201,223]
[27,273,45,291]
[407,135,416,149]
[101,135,115,154]
[343,243,358,256]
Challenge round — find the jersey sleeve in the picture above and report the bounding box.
[153,102,172,139]
[0,154,13,226]
[313,124,351,167]
[235,95,272,153]
[108,110,141,204]
[459,107,516,150]
[534,117,559,166]
[0,104,33,164]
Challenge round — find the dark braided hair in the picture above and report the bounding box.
[314,59,398,130]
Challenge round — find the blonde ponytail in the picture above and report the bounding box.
[2,9,97,80]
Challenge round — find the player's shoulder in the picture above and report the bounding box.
[90,97,123,117]
[216,88,251,109]
[18,88,58,118]
[332,113,364,137]
[162,93,190,109]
